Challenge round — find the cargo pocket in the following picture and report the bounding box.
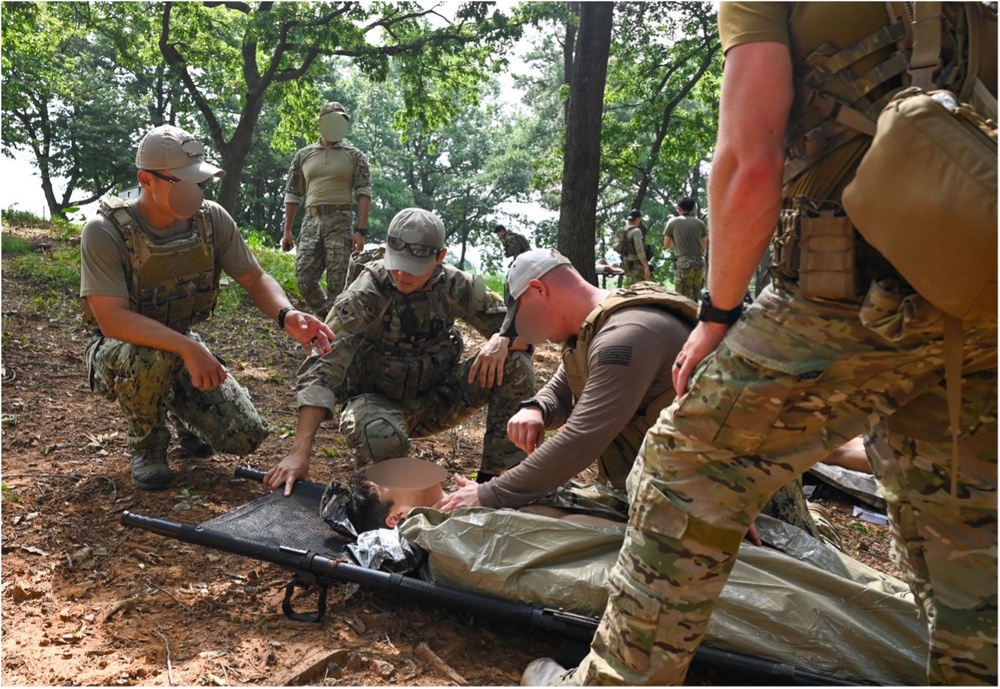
[85,336,117,402]
[601,567,663,676]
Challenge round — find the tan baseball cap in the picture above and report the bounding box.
[500,248,572,336]
[384,208,446,275]
[319,101,350,120]
[135,125,225,182]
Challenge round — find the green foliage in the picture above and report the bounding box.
[1,233,32,256]
[1,483,20,504]
[2,208,48,229]
[482,273,505,296]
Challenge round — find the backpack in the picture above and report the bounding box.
[613,227,629,256]
[838,3,998,324]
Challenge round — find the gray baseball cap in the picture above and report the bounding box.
[500,248,572,336]
[319,101,350,120]
[384,208,446,275]
[135,125,225,182]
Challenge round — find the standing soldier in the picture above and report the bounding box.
[492,224,531,263]
[663,197,708,301]
[81,125,334,490]
[264,208,536,496]
[616,209,651,285]
[282,101,372,317]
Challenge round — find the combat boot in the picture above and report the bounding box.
[521,658,574,686]
[177,431,215,458]
[130,451,171,491]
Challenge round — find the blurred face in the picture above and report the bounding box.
[377,483,446,527]
[512,280,557,345]
[389,249,446,294]
[141,169,209,220]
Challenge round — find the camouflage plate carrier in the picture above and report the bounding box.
[82,197,219,333]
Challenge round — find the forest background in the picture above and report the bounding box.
[1,0,722,284]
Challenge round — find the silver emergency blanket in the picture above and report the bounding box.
[399,508,927,685]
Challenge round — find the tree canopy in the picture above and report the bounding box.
[1,1,722,280]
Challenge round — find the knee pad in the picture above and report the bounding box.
[354,417,410,464]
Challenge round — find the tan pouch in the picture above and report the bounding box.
[843,88,997,322]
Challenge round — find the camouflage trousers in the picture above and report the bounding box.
[339,351,535,473]
[296,209,354,317]
[85,334,270,460]
[672,256,705,303]
[566,281,997,686]
[621,259,646,287]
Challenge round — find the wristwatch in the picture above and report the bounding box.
[517,398,544,412]
[354,226,367,236]
[697,289,744,325]
[277,305,298,330]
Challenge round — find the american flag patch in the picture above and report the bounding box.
[597,345,632,367]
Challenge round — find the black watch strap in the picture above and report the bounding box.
[517,398,544,412]
[697,289,743,325]
[277,305,298,330]
[354,226,367,236]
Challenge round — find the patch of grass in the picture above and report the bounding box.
[2,206,47,227]
[1,483,20,504]
[482,273,505,295]
[1,233,33,255]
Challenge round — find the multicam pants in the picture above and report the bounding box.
[296,208,354,317]
[338,351,535,473]
[673,256,706,303]
[621,259,646,287]
[566,281,998,686]
[85,333,270,460]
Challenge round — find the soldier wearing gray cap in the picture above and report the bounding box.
[282,101,373,317]
[264,207,535,496]
[81,125,335,491]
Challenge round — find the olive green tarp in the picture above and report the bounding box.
[400,508,928,686]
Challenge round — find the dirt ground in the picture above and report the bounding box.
[1,225,905,686]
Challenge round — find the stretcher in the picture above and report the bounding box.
[121,467,916,685]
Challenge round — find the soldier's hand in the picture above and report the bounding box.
[281,235,295,252]
[284,310,335,356]
[432,474,482,512]
[181,341,228,392]
[351,232,365,253]
[507,407,546,454]
[263,453,310,496]
[469,334,508,388]
[672,321,729,396]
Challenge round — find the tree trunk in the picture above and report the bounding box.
[557,2,613,286]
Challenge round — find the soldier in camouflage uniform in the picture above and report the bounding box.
[282,101,372,317]
[522,3,998,686]
[617,210,651,286]
[264,208,535,496]
[81,125,334,491]
[492,224,531,262]
[662,197,708,302]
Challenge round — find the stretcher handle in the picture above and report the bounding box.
[234,466,266,483]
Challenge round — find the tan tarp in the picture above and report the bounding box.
[400,508,927,685]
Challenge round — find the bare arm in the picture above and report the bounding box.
[235,266,334,356]
[353,194,371,252]
[263,405,329,495]
[86,295,227,392]
[282,202,299,252]
[673,41,793,395]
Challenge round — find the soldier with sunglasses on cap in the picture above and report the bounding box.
[263,207,535,496]
[81,124,335,491]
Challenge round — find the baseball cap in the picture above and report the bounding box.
[500,248,572,336]
[135,125,225,182]
[384,208,446,275]
[493,224,506,233]
[627,209,641,220]
[319,101,350,120]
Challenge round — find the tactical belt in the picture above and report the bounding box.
[307,204,353,216]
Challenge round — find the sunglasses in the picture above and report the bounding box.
[387,235,441,258]
[145,169,211,190]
